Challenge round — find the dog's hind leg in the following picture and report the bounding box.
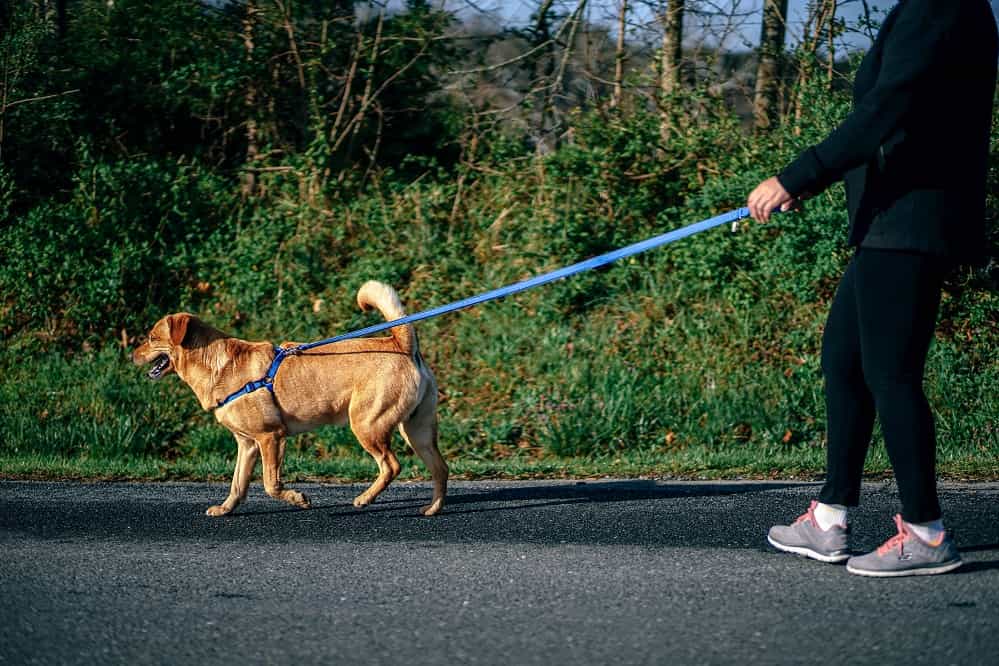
[258,431,311,509]
[206,434,260,517]
[398,397,448,516]
[350,424,400,509]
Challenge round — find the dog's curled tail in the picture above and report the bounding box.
[356,280,417,356]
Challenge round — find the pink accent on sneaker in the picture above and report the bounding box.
[794,501,820,527]
[876,514,912,556]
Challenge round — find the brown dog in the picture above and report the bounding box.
[132,281,447,517]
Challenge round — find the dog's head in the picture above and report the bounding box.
[132,313,196,381]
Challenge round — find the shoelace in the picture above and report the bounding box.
[793,500,820,526]
[876,514,911,556]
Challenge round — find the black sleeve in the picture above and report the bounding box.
[777,0,960,198]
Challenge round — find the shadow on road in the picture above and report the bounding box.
[958,560,999,574]
[224,479,805,518]
[436,479,803,514]
[3,480,997,557]
[1,479,810,550]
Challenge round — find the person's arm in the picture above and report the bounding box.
[777,0,960,199]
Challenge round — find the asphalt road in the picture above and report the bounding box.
[2,479,998,665]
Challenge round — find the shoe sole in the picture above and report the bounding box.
[767,535,850,563]
[846,560,963,578]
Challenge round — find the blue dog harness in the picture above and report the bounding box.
[217,345,296,409]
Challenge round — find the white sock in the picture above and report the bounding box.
[906,519,945,545]
[813,502,847,530]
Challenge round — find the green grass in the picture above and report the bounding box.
[4,441,997,483]
[2,275,996,483]
[0,449,848,482]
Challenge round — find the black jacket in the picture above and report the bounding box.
[778,0,998,261]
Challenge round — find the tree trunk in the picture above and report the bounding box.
[753,0,788,130]
[540,0,586,151]
[611,0,627,108]
[56,0,67,41]
[242,0,259,197]
[793,0,835,134]
[530,0,557,146]
[827,1,836,88]
[659,0,684,97]
[658,0,685,142]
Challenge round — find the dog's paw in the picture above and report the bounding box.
[205,504,231,517]
[286,490,310,509]
[420,500,444,517]
[353,494,372,508]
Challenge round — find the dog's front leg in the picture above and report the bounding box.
[206,434,260,517]
[259,432,311,509]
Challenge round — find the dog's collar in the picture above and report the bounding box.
[216,345,299,409]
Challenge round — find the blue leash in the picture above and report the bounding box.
[216,206,753,409]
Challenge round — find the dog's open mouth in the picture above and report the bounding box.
[148,353,171,380]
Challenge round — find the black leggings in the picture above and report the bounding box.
[818,248,949,523]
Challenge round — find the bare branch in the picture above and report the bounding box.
[447,37,559,76]
[2,87,80,111]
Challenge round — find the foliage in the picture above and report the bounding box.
[1,148,233,341]
[0,1,996,476]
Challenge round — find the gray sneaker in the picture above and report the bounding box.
[846,514,962,577]
[768,500,850,563]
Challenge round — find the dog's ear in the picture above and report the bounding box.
[166,313,192,347]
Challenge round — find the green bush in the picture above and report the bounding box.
[1,151,233,344]
[1,7,995,475]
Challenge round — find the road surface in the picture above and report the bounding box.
[2,479,998,664]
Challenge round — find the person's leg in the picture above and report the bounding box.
[767,256,868,562]
[844,249,961,577]
[818,254,876,510]
[853,248,947,524]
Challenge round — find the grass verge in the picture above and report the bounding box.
[4,445,997,483]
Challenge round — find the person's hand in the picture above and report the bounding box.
[747,176,797,222]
